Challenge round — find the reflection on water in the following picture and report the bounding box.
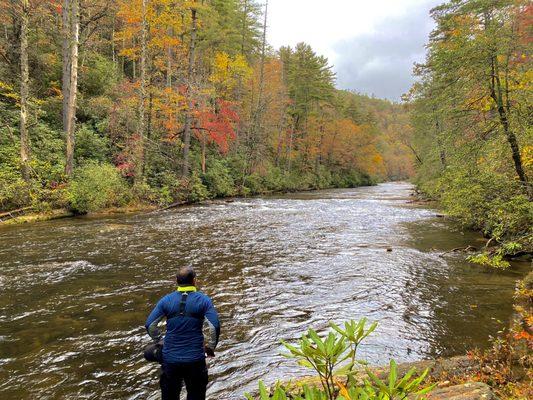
[0,182,528,399]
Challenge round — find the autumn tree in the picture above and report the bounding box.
[424,0,531,197]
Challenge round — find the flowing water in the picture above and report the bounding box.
[0,182,529,399]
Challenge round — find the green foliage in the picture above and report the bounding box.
[278,319,433,400]
[280,42,335,125]
[67,162,129,213]
[74,124,110,164]
[467,252,510,270]
[202,159,236,198]
[243,172,265,195]
[79,52,118,97]
[330,318,377,373]
[0,140,29,210]
[180,173,210,203]
[364,360,434,399]
[246,381,291,400]
[248,320,433,400]
[282,328,349,398]
[418,167,532,267]
[429,169,531,239]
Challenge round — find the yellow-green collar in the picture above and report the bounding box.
[177,286,197,292]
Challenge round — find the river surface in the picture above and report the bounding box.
[0,182,529,399]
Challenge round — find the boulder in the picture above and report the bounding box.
[427,381,499,399]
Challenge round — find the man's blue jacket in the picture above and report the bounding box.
[145,286,220,363]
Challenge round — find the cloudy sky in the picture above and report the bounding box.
[267,0,442,101]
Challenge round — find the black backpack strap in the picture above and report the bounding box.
[178,292,188,316]
[168,292,203,320]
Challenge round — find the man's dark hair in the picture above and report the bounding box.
[176,266,196,285]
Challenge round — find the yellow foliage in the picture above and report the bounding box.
[522,146,533,168]
[210,52,252,99]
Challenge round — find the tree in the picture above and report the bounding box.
[426,0,531,198]
[63,0,80,178]
[135,0,148,183]
[181,2,199,178]
[20,0,30,181]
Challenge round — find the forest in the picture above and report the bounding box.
[408,0,532,267]
[0,0,413,216]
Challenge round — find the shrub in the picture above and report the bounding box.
[172,172,209,203]
[67,162,129,213]
[187,172,210,202]
[0,142,30,210]
[261,165,289,192]
[243,173,264,195]
[255,319,435,400]
[202,159,236,198]
[79,52,118,97]
[74,124,110,164]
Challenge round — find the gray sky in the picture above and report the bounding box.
[267,0,442,101]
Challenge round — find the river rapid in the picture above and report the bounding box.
[0,182,529,399]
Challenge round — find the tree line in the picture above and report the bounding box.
[0,0,413,214]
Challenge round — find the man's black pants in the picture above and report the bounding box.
[160,360,208,400]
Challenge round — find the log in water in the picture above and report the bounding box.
[0,182,529,399]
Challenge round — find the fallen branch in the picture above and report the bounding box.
[440,245,477,257]
[156,200,189,212]
[0,206,33,222]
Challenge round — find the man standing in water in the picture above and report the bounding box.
[145,267,220,400]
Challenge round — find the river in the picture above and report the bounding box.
[0,182,528,399]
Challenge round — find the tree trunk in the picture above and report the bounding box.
[181,7,197,178]
[166,27,172,88]
[20,0,30,182]
[63,0,79,178]
[490,56,530,198]
[135,0,148,183]
[251,0,268,168]
[435,116,446,168]
[111,15,116,66]
[201,135,206,174]
[62,0,71,134]
[240,0,248,55]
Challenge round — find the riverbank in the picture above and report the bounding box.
[256,273,532,399]
[0,204,158,226]
[276,356,500,399]
[413,182,532,268]
[0,178,378,226]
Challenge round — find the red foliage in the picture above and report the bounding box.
[194,99,239,153]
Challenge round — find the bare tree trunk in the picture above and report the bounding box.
[62,0,71,133]
[121,36,125,75]
[166,27,172,88]
[181,7,197,178]
[201,134,206,174]
[287,115,299,172]
[63,0,79,178]
[315,122,324,174]
[135,0,148,183]
[20,0,30,181]
[111,15,116,66]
